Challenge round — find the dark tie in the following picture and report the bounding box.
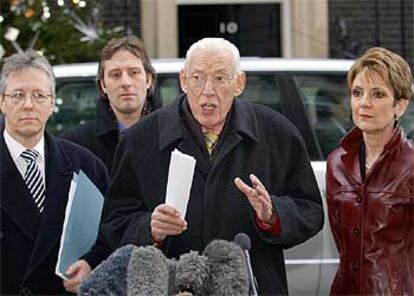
[21,149,46,212]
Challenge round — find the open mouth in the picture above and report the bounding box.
[200,103,217,112]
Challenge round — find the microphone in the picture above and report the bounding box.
[234,233,259,296]
[174,251,208,295]
[78,244,136,296]
[79,240,250,296]
[203,239,249,296]
[127,245,171,296]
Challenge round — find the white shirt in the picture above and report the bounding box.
[3,129,46,184]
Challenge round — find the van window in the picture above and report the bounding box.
[401,103,414,142]
[48,79,97,134]
[240,73,281,112]
[293,74,351,158]
[157,75,181,105]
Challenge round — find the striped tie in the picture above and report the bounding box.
[21,149,45,213]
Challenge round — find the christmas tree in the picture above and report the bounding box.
[0,0,123,63]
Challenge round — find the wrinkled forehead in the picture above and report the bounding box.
[186,49,237,74]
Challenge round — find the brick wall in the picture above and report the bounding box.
[101,0,141,36]
[329,0,413,68]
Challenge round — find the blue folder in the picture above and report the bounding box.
[55,170,104,280]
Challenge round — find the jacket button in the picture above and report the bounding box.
[20,286,32,295]
[353,227,360,235]
[351,262,358,271]
[356,197,362,203]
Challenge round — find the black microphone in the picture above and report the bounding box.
[234,233,259,296]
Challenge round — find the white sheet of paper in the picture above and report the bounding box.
[165,149,196,219]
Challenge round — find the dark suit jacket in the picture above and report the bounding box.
[1,128,109,295]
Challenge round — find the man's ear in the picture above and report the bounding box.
[0,98,5,115]
[48,97,55,117]
[234,71,246,97]
[146,73,153,90]
[99,78,107,94]
[179,69,188,93]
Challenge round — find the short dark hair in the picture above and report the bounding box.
[97,35,159,115]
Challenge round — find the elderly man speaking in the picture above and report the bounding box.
[101,38,324,295]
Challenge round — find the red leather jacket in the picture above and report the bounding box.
[326,126,414,295]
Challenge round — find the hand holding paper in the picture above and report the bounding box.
[150,149,196,242]
[151,204,188,242]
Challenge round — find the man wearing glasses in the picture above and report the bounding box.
[101,38,324,295]
[0,50,109,295]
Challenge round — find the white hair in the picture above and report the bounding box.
[184,38,241,74]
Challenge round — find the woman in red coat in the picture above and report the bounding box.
[326,47,414,295]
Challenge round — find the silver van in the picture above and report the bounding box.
[52,59,414,295]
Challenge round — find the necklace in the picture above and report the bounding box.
[365,155,378,171]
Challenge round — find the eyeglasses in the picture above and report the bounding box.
[3,91,52,105]
[188,72,235,89]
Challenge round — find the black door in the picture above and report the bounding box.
[178,3,281,57]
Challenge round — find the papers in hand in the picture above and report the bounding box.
[165,149,196,219]
[55,170,104,280]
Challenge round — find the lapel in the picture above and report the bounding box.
[95,98,118,136]
[211,100,259,172]
[0,132,41,242]
[158,96,210,175]
[340,127,364,184]
[178,135,210,176]
[25,132,74,276]
[340,125,405,185]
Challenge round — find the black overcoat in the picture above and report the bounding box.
[61,99,119,172]
[101,96,324,295]
[1,129,109,295]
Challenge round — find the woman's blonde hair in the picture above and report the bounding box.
[347,47,413,102]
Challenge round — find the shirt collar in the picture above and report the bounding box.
[117,121,128,134]
[4,129,45,162]
[340,124,404,154]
